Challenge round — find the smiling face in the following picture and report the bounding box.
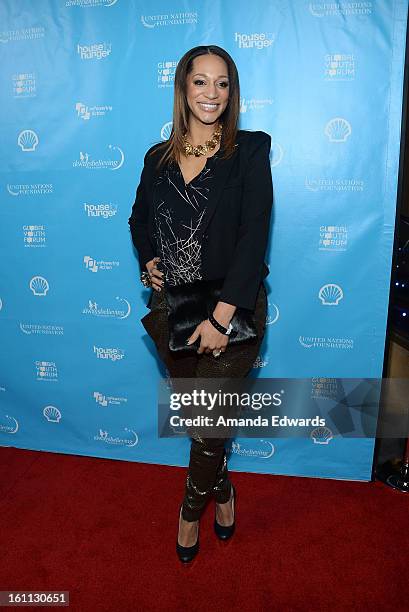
[185,53,230,127]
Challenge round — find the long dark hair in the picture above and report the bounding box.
[150,45,240,170]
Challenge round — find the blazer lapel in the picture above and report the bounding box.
[200,137,239,235]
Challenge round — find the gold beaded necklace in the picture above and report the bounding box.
[183,123,223,157]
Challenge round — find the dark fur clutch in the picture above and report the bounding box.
[142,278,258,353]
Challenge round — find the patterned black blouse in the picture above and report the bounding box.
[152,153,219,287]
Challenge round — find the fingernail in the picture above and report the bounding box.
[185,339,190,345]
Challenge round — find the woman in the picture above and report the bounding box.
[128,45,273,562]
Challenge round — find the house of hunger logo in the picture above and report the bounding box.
[84,203,117,218]
[73,145,124,170]
[234,32,275,49]
[77,42,112,60]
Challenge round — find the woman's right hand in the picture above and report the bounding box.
[146,257,164,291]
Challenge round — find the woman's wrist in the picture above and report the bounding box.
[212,301,236,328]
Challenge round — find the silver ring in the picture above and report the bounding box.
[212,349,222,358]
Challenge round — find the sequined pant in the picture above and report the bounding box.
[147,281,267,521]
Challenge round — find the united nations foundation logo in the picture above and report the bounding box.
[0,27,45,43]
[141,12,198,28]
[305,178,363,193]
[7,183,53,196]
[299,336,353,350]
[309,2,372,17]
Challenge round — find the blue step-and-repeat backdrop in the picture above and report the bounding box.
[0,0,408,481]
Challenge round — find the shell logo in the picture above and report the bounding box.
[311,427,333,445]
[324,117,352,143]
[43,406,61,423]
[318,283,343,305]
[18,129,39,151]
[161,122,173,140]
[29,276,49,296]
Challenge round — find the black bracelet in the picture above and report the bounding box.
[208,312,233,335]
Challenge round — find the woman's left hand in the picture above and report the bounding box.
[187,319,229,355]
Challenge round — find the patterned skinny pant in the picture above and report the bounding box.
[146,281,267,521]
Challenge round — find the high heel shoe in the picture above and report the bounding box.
[214,484,236,540]
[176,505,199,563]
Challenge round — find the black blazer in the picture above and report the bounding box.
[128,129,273,311]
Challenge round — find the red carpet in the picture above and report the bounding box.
[0,446,407,611]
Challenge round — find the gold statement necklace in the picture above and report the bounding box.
[183,123,223,157]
